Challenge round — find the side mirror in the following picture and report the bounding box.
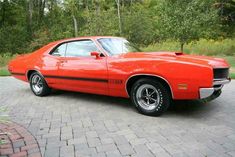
[90,51,100,59]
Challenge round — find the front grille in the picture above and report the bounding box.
[213,68,229,79]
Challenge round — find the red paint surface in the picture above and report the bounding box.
[8,36,230,100]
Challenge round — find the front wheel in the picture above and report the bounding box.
[131,78,171,116]
[29,72,51,96]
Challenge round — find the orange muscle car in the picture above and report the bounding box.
[8,36,231,116]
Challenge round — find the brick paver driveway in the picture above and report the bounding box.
[0,77,235,157]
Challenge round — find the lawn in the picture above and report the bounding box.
[222,56,235,78]
[0,67,10,76]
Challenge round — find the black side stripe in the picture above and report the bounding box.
[11,72,25,76]
[44,75,108,83]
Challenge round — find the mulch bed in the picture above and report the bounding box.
[0,122,41,157]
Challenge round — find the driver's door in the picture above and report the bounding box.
[57,40,108,95]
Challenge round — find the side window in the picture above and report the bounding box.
[51,44,67,57]
[66,40,98,57]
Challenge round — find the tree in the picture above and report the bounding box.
[157,0,219,51]
[215,0,235,36]
[115,0,122,35]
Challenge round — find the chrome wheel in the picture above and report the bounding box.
[136,84,160,111]
[31,75,43,94]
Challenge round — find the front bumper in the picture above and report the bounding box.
[199,78,231,99]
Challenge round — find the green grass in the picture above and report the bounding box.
[218,56,235,79]
[142,38,235,56]
[230,73,235,79]
[0,68,10,76]
[0,53,14,76]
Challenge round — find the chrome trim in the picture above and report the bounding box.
[213,85,223,91]
[199,88,214,99]
[213,78,231,86]
[125,74,174,98]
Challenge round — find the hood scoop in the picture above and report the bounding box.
[152,51,184,57]
[175,52,184,55]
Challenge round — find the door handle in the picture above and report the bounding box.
[59,60,67,63]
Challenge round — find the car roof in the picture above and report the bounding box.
[55,36,124,44]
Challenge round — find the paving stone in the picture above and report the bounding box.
[28,152,42,157]
[133,144,154,156]
[9,151,27,157]
[227,151,235,157]
[96,144,117,153]
[68,137,87,145]
[100,138,114,144]
[0,148,14,155]
[86,131,98,138]
[12,140,25,148]
[129,138,147,146]
[2,77,235,157]
[91,152,106,157]
[27,147,40,154]
[112,135,129,145]
[37,139,47,147]
[75,147,97,156]
[46,141,67,149]
[87,137,101,147]
[74,143,89,151]
[60,145,74,157]
[39,122,51,129]
[117,144,135,156]
[105,150,122,157]
[44,147,59,157]
[40,147,45,156]
[61,132,73,140]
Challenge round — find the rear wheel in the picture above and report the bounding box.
[130,78,170,116]
[29,72,51,96]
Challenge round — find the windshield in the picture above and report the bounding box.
[98,38,141,55]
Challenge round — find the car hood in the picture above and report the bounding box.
[118,52,229,68]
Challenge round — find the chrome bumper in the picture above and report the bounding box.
[213,78,231,85]
[199,78,231,99]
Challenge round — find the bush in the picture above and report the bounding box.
[0,53,14,67]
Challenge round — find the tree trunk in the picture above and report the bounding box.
[72,15,78,37]
[94,0,100,34]
[38,0,46,23]
[180,42,184,52]
[116,0,122,35]
[1,0,7,26]
[26,0,33,35]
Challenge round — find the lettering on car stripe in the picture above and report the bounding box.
[109,79,123,84]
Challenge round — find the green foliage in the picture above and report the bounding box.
[0,53,13,67]
[0,0,234,54]
[216,0,235,37]
[156,0,220,50]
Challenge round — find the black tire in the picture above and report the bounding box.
[29,72,51,96]
[130,78,171,116]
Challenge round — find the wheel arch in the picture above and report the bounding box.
[125,74,174,99]
[26,69,45,82]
